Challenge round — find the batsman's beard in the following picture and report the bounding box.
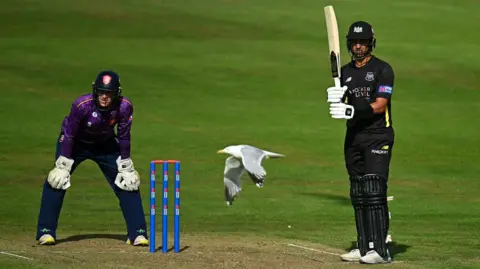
[352,48,369,60]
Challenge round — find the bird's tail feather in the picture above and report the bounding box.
[264,150,285,158]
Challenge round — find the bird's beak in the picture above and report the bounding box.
[217,149,225,154]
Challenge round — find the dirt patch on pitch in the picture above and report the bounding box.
[0,233,412,269]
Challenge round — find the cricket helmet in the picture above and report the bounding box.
[346,21,376,59]
[92,70,122,109]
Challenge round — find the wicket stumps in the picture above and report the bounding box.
[386,196,394,243]
[149,160,180,253]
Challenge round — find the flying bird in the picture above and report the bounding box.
[216,144,285,206]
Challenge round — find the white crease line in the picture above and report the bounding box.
[0,251,35,261]
[286,245,405,263]
[2,250,155,254]
[286,244,340,257]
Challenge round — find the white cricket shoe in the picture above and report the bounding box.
[360,250,392,264]
[38,234,55,245]
[386,234,392,243]
[126,235,149,246]
[340,249,361,262]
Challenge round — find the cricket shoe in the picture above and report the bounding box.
[360,250,392,264]
[38,234,55,245]
[126,235,149,246]
[340,249,361,262]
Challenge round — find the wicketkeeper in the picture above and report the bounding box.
[36,70,148,246]
[327,21,395,264]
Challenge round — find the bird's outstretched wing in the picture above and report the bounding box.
[240,146,267,181]
[223,156,245,206]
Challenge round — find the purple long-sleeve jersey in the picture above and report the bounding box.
[60,93,133,159]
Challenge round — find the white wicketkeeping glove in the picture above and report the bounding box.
[327,85,348,103]
[114,157,140,191]
[329,103,355,119]
[47,156,74,190]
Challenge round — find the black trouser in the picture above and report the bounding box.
[344,129,394,258]
[344,129,394,178]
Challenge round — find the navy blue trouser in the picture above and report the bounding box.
[36,135,147,242]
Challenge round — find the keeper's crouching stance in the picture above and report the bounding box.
[327,21,395,264]
[36,70,148,247]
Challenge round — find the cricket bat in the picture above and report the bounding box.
[324,5,341,88]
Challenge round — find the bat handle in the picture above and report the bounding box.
[333,77,341,88]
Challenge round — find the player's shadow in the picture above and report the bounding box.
[347,241,411,258]
[300,192,351,206]
[56,234,191,253]
[156,246,190,253]
[56,233,126,244]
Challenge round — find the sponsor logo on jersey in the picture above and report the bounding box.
[379,85,393,94]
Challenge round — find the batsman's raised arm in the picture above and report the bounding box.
[370,98,388,114]
[356,62,394,117]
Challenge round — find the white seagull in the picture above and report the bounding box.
[216,144,285,206]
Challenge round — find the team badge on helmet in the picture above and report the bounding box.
[102,75,112,85]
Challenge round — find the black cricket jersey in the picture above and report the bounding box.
[340,56,394,133]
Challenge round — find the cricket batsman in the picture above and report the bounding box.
[327,21,395,264]
[36,70,148,246]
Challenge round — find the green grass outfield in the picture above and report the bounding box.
[0,0,479,268]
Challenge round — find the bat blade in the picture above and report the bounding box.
[324,5,341,88]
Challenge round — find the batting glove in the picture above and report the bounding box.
[329,103,355,119]
[327,85,348,103]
